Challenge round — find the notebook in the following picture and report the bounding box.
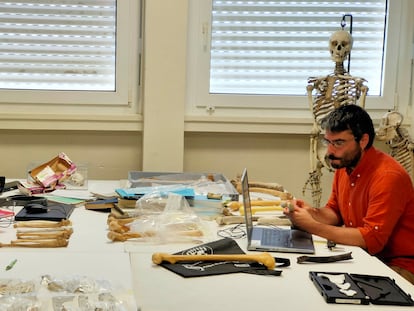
[241,168,315,254]
[14,203,75,222]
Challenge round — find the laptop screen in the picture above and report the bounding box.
[241,168,253,240]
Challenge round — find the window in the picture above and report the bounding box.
[187,0,410,124]
[0,0,141,122]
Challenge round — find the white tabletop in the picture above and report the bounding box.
[130,240,414,311]
[1,180,414,311]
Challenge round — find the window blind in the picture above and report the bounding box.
[0,0,116,91]
[210,0,387,96]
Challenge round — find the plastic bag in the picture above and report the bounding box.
[156,193,204,243]
[128,192,206,244]
[134,184,193,216]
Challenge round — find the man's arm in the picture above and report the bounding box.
[304,219,366,248]
[285,200,367,248]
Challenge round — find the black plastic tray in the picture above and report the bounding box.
[310,271,414,306]
[350,273,414,306]
[310,271,369,304]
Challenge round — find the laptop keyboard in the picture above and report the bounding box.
[261,228,290,246]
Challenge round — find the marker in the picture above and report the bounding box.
[5,259,17,271]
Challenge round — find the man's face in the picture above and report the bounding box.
[323,130,362,170]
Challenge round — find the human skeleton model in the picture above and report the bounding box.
[376,110,414,183]
[303,30,368,208]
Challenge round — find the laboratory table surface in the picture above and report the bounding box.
[0,180,413,311]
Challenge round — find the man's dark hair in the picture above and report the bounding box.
[320,104,375,149]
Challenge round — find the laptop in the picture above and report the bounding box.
[241,168,315,254]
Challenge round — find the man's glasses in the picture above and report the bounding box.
[320,137,355,149]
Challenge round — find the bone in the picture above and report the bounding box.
[107,231,142,242]
[239,205,283,215]
[216,215,246,225]
[107,228,203,242]
[0,238,69,248]
[107,215,138,225]
[257,216,291,226]
[14,220,72,228]
[215,215,287,226]
[226,200,283,211]
[16,227,71,233]
[108,221,131,233]
[16,229,73,240]
[151,252,276,270]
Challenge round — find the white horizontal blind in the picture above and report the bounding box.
[0,0,116,91]
[210,0,387,96]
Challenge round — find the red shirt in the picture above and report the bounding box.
[326,147,414,273]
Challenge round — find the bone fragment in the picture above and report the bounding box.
[107,215,138,225]
[152,252,276,270]
[108,221,130,233]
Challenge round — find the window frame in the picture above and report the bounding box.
[0,0,142,131]
[186,0,411,132]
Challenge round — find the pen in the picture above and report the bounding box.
[5,259,17,271]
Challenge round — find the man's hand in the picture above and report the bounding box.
[283,199,317,230]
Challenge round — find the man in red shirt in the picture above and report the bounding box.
[285,104,414,284]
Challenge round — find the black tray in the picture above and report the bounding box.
[310,271,369,304]
[350,273,414,306]
[310,271,414,306]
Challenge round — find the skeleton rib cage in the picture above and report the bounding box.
[309,74,367,126]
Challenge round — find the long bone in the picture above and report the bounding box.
[16,227,71,233]
[0,238,69,248]
[226,200,283,211]
[14,220,72,228]
[151,252,276,270]
[107,228,203,242]
[16,229,73,240]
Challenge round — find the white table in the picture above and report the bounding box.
[0,203,125,253]
[1,180,414,311]
[129,239,414,311]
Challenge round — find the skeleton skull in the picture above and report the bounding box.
[376,111,404,141]
[329,30,353,63]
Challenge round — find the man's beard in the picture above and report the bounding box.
[328,147,362,170]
